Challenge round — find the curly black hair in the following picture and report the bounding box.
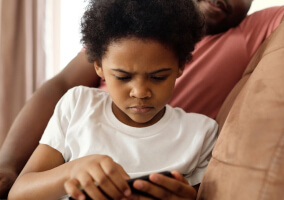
[81,0,204,67]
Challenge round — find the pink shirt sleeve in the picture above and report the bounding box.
[169,7,284,118]
[240,6,284,59]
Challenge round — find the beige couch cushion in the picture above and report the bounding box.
[197,19,284,200]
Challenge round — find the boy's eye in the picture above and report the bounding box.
[151,76,167,81]
[115,76,131,81]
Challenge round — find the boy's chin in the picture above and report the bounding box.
[127,116,157,127]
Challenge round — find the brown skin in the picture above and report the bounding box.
[95,38,182,127]
[0,51,99,198]
[8,38,197,200]
[132,171,199,200]
[198,0,253,34]
[8,145,131,200]
[0,0,254,197]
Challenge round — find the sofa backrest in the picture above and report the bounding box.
[197,19,284,200]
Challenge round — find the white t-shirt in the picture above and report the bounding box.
[40,86,218,185]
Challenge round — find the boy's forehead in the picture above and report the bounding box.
[102,38,179,71]
[105,38,176,60]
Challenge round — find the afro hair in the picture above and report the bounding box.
[81,0,204,67]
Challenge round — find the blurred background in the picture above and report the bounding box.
[0,0,283,145]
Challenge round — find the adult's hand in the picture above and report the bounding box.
[0,167,18,198]
[0,50,99,198]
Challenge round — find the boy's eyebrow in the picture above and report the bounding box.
[149,68,172,74]
[111,69,130,74]
[111,68,172,74]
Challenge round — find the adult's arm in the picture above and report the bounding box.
[0,50,99,197]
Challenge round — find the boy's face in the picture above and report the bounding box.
[95,38,182,127]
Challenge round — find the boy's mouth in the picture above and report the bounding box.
[129,106,154,113]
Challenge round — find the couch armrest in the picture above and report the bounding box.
[198,20,284,200]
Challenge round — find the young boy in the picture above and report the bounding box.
[8,0,218,199]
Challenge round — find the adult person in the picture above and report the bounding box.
[0,0,283,197]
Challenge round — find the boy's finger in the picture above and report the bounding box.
[148,172,196,198]
[133,179,174,200]
[64,179,85,200]
[115,162,130,180]
[99,157,131,197]
[76,172,107,200]
[171,170,188,184]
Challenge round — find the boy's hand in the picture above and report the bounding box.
[64,155,131,200]
[131,170,197,200]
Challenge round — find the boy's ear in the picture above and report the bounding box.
[177,66,184,78]
[94,61,104,78]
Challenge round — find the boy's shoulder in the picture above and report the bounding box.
[68,85,104,93]
[62,86,109,106]
[167,105,218,130]
[67,86,108,97]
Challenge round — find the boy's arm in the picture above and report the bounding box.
[8,144,68,200]
[8,145,131,200]
[0,51,99,197]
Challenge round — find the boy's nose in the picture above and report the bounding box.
[130,83,152,99]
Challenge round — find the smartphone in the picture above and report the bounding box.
[126,171,173,198]
[68,171,173,200]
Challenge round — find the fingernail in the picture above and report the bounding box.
[135,181,143,189]
[152,175,159,182]
[124,189,131,197]
[78,195,85,200]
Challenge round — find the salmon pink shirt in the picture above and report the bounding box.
[97,7,284,118]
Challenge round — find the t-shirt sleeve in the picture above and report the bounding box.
[240,6,284,59]
[39,87,79,160]
[186,119,218,186]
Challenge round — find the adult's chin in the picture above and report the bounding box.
[205,21,230,35]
